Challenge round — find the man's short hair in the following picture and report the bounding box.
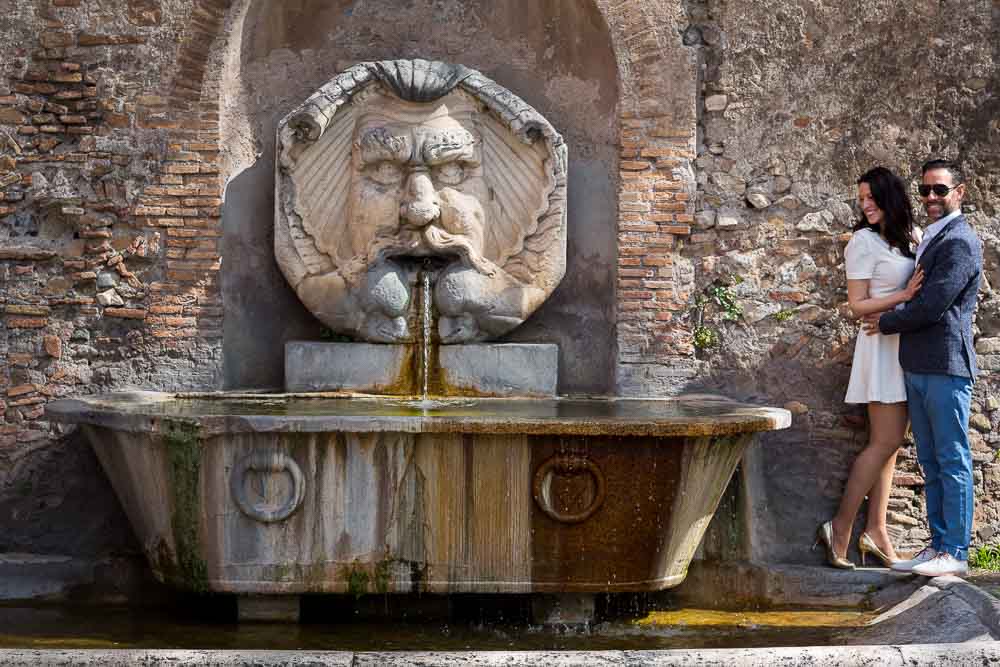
[921,158,965,185]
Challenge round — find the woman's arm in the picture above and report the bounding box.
[846,266,924,318]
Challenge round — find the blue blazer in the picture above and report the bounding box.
[879,214,982,378]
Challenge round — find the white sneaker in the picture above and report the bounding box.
[911,553,969,577]
[890,547,936,572]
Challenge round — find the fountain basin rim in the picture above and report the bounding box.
[46,391,791,438]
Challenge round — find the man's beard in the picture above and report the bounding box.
[924,201,955,221]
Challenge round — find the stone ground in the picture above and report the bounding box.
[2,644,1000,666]
[967,571,1000,599]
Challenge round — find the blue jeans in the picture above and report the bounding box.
[904,371,974,560]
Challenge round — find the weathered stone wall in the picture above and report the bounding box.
[0,0,997,586]
[679,0,1000,562]
[0,0,225,556]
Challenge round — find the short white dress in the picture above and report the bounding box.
[844,228,918,404]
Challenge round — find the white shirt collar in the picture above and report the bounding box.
[916,209,962,263]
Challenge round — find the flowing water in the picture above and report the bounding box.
[394,270,473,411]
[421,270,432,402]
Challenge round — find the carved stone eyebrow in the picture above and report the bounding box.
[421,129,478,166]
[357,127,411,165]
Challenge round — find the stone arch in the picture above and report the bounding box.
[163,0,697,395]
[162,1,695,130]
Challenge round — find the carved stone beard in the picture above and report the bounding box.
[368,221,494,278]
[422,226,495,276]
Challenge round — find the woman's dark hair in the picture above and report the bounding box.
[854,166,916,258]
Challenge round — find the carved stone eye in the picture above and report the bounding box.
[435,162,465,185]
[370,161,403,185]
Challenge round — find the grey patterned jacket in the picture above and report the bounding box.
[879,214,982,378]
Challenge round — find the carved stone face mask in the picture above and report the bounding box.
[275,59,567,344]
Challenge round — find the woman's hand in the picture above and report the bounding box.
[861,312,883,336]
[900,266,924,302]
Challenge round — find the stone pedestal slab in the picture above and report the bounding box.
[285,342,558,397]
[439,344,557,397]
[285,342,411,394]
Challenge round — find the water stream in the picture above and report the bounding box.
[421,269,432,402]
[394,267,473,411]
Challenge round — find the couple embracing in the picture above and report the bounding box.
[816,159,982,577]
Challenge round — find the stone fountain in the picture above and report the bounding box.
[47,60,789,623]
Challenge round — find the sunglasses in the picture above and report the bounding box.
[918,183,960,197]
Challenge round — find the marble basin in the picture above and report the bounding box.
[46,392,789,595]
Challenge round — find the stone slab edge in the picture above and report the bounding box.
[0,554,96,601]
[3,644,1000,666]
[925,575,1000,637]
[674,561,915,609]
[47,394,791,437]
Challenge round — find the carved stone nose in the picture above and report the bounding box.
[400,170,440,227]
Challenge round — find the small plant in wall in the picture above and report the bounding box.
[773,308,796,323]
[690,277,744,352]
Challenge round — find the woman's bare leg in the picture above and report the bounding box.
[861,449,900,558]
[830,402,908,559]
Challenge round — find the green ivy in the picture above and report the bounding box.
[690,277,744,353]
[692,325,719,350]
[708,283,743,321]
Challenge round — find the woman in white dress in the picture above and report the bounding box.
[816,167,923,569]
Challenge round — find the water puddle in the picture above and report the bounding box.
[0,604,870,651]
[389,398,478,412]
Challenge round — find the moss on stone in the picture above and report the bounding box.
[373,557,392,594]
[342,560,370,597]
[163,419,209,592]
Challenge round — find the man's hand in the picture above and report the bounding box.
[900,266,924,301]
[861,312,883,336]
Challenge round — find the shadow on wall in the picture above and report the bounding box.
[685,351,879,567]
[220,0,619,394]
[0,430,138,557]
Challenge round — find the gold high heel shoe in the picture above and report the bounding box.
[858,532,898,568]
[813,521,855,570]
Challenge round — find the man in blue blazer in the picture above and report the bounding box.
[865,159,982,577]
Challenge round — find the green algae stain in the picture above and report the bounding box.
[373,557,392,594]
[633,608,868,628]
[342,560,370,598]
[340,556,394,596]
[163,419,209,593]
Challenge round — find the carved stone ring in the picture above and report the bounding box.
[532,454,607,524]
[230,452,305,524]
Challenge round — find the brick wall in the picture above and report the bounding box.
[0,0,221,554]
